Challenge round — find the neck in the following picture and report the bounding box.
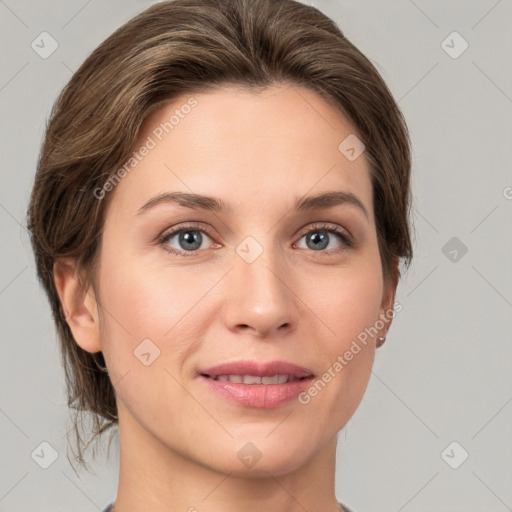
[112,402,341,512]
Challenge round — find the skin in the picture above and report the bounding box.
[55,84,397,512]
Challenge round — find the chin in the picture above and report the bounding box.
[202,429,327,478]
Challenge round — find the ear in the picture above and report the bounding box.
[53,258,102,353]
[378,257,400,336]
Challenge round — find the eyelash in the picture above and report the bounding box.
[157,222,354,257]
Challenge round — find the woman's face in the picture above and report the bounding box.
[91,84,396,475]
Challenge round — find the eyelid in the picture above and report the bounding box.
[294,221,353,243]
[158,221,213,240]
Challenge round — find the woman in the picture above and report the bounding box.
[27,0,412,510]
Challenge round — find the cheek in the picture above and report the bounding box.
[308,252,384,352]
[329,275,383,348]
[298,252,383,416]
[95,256,210,427]
[96,249,225,371]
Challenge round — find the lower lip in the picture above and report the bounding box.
[200,376,313,408]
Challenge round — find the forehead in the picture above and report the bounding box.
[105,84,373,219]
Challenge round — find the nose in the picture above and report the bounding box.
[222,247,300,339]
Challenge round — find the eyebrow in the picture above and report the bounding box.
[137,190,368,219]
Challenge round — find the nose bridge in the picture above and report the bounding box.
[223,237,299,336]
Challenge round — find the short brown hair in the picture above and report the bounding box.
[27,0,413,469]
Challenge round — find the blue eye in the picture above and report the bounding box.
[172,230,204,250]
[160,225,214,255]
[295,224,353,253]
[298,230,340,251]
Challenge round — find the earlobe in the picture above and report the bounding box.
[53,258,102,353]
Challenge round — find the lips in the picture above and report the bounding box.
[198,360,314,408]
[199,360,314,379]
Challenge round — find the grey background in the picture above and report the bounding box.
[1,0,511,511]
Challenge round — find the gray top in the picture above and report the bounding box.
[102,502,355,511]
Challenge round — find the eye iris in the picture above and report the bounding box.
[307,230,329,250]
[179,230,202,251]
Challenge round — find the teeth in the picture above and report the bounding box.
[243,375,262,385]
[211,374,296,384]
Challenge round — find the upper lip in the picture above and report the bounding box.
[199,360,314,379]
